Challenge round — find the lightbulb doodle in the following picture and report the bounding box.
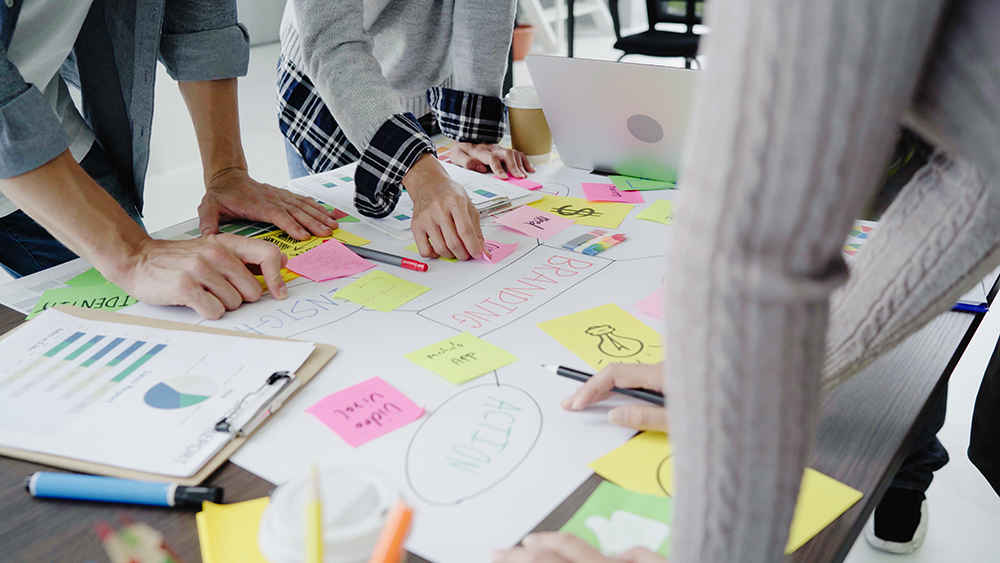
[537,303,664,369]
[585,324,644,358]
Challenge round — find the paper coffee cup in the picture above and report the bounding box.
[504,86,553,164]
[258,468,398,563]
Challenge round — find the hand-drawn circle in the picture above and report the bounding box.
[405,383,543,506]
[626,114,664,144]
[656,454,674,496]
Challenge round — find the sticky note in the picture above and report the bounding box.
[404,243,458,263]
[636,200,675,225]
[495,205,574,240]
[528,195,634,229]
[286,240,375,282]
[588,432,864,554]
[405,332,517,384]
[65,268,111,287]
[28,285,138,320]
[634,287,665,319]
[537,303,664,369]
[609,175,675,191]
[196,498,270,563]
[306,377,424,447]
[254,268,301,292]
[320,203,361,223]
[561,482,672,557]
[582,183,645,204]
[253,229,371,260]
[483,240,518,263]
[333,270,430,312]
[329,228,371,246]
[499,176,543,190]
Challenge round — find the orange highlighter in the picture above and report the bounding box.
[367,501,414,563]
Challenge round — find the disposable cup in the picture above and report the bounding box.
[258,468,398,563]
[504,86,553,164]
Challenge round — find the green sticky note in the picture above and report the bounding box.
[333,270,430,312]
[28,285,138,320]
[405,332,517,384]
[404,243,458,262]
[636,200,675,225]
[561,481,672,557]
[609,175,675,191]
[320,203,360,223]
[65,268,111,287]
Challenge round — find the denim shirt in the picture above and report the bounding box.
[0,0,249,212]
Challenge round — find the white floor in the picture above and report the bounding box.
[6,24,1000,562]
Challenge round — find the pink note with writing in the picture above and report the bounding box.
[582,183,645,204]
[286,240,375,282]
[495,206,574,240]
[498,176,543,190]
[481,239,518,263]
[635,286,665,319]
[306,377,424,447]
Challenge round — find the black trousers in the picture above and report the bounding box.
[969,334,1000,496]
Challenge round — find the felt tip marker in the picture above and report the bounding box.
[343,244,428,272]
[26,472,223,507]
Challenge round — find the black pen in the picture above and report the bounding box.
[543,364,665,406]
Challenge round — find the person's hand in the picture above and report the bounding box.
[491,532,667,563]
[450,142,536,180]
[404,153,485,260]
[198,168,338,241]
[117,234,288,320]
[560,363,667,432]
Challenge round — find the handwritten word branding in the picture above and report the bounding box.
[307,377,424,447]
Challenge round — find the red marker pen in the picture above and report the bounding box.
[344,244,429,272]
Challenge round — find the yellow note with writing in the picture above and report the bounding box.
[253,229,371,259]
[589,432,864,554]
[528,195,634,229]
[636,199,675,225]
[405,332,517,384]
[333,270,430,312]
[537,303,663,369]
[196,497,270,563]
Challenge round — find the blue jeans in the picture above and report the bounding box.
[891,386,949,493]
[0,142,143,278]
[285,138,311,180]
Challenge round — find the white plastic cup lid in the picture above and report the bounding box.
[504,85,543,109]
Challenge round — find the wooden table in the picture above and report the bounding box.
[0,278,993,562]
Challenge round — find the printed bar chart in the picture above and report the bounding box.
[0,332,86,391]
[12,335,107,396]
[64,340,146,398]
[46,337,125,392]
[72,344,167,412]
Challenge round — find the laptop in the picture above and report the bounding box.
[525,55,697,183]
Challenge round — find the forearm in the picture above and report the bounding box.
[177,78,247,184]
[0,151,149,281]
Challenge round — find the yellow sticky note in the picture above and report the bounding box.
[328,228,371,247]
[333,270,430,312]
[537,303,664,369]
[404,242,458,262]
[196,497,270,563]
[405,332,517,384]
[589,432,864,554]
[636,199,675,225]
[528,195,634,229]
[254,267,301,291]
[253,229,371,259]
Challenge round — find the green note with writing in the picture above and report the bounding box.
[28,285,138,320]
[405,332,517,384]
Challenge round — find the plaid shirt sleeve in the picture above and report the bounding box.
[354,113,436,218]
[426,87,505,144]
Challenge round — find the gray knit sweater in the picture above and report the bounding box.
[667,0,1000,561]
[280,0,516,152]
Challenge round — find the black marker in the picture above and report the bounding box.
[543,364,665,406]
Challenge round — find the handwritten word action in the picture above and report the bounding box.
[286,239,374,281]
[405,332,518,384]
[495,206,574,240]
[307,376,424,447]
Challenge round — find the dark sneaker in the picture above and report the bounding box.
[864,487,928,554]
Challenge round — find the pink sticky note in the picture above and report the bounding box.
[582,183,645,204]
[635,286,665,319]
[498,176,543,190]
[481,239,518,263]
[306,377,424,447]
[286,240,375,281]
[495,206,575,240]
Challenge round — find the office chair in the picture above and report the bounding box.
[608,0,703,68]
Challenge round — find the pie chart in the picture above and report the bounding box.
[144,376,217,409]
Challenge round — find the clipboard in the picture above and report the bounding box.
[0,305,337,486]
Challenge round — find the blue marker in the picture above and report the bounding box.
[26,472,222,507]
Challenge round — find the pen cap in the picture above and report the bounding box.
[258,468,398,563]
[173,485,223,506]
